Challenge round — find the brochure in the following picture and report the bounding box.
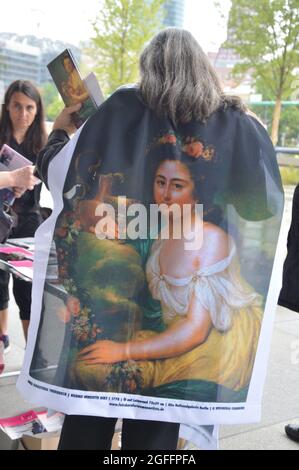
[0,144,32,206]
[0,409,64,440]
[0,244,34,280]
[0,246,34,258]
[0,144,38,205]
[83,72,104,108]
[47,49,103,128]
[0,241,61,283]
[8,237,35,249]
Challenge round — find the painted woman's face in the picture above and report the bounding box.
[63,57,74,74]
[153,160,197,209]
[7,92,37,133]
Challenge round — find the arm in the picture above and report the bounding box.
[128,294,212,360]
[78,294,212,364]
[36,129,69,188]
[66,74,89,104]
[0,171,15,189]
[0,166,35,191]
[68,89,89,104]
[36,104,81,187]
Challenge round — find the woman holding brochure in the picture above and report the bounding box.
[0,80,47,344]
[21,29,283,450]
[0,165,36,375]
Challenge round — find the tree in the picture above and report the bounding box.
[226,0,299,144]
[252,76,299,145]
[90,0,164,96]
[279,106,299,146]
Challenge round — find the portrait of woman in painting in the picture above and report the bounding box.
[54,133,264,403]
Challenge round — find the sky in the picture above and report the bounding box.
[0,0,231,52]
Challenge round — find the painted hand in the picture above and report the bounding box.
[77,340,127,364]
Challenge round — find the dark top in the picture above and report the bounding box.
[36,129,69,188]
[278,184,299,313]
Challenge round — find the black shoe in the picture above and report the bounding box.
[0,334,10,353]
[285,424,299,443]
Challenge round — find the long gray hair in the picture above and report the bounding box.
[139,28,245,124]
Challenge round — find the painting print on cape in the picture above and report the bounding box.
[17,88,283,432]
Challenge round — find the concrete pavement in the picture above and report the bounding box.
[220,185,299,450]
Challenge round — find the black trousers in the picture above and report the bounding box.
[0,269,32,320]
[58,415,180,450]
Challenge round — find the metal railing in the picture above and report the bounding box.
[275,147,299,167]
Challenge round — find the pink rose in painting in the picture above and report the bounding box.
[158,134,177,145]
[66,296,81,316]
[165,134,177,144]
[183,141,204,158]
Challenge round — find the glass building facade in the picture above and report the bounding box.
[163,0,185,28]
[0,34,81,96]
[0,39,40,90]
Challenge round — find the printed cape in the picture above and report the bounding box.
[18,87,284,448]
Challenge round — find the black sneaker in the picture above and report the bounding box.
[0,335,10,354]
[0,340,4,374]
[285,424,299,443]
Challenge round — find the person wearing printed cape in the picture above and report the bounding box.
[20,29,283,450]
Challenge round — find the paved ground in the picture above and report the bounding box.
[220,185,299,450]
[0,186,298,450]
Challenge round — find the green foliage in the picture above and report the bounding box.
[39,82,57,109]
[72,232,145,341]
[46,98,64,122]
[279,166,299,185]
[227,0,299,95]
[76,232,144,311]
[39,81,64,121]
[90,0,164,96]
[279,106,299,146]
[227,0,299,98]
[250,100,299,146]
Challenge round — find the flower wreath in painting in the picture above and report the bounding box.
[146,131,215,161]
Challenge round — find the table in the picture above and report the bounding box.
[0,238,67,380]
[0,238,67,301]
